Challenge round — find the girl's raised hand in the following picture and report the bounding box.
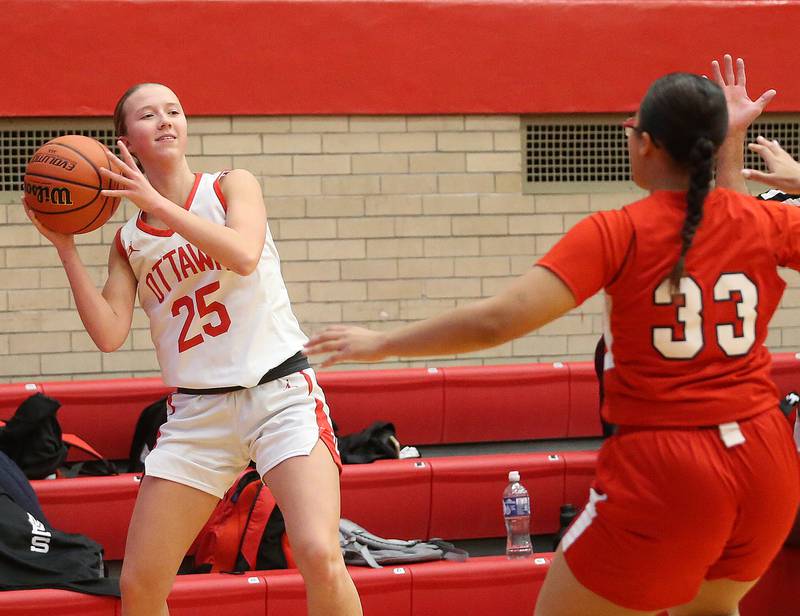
[100,140,165,213]
[710,54,775,135]
[742,136,800,193]
[304,325,389,368]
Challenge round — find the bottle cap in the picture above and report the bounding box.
[508,470,520,482]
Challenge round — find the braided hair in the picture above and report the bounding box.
[637,74,728,294]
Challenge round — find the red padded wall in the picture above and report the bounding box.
[40,378,171,460]
[34,474,141,560]
[410,555,550,616]
[3,1,799,116]
[770,352,800,398]
[0,382,42,418]
[340,459,432,539]
[441,363,570,443]
[168,573,267,616]
[428,453,565,539]
[562,450,598,514]
[566,362,603,438]
[0,589,117,615]
[318,368,444,445]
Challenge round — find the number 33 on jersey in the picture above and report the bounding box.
[537,188,800,425]
[653,273,757,359]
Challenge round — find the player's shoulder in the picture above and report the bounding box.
[212,168,260,202]
[216,168,258,187]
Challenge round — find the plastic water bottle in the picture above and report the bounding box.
[503,470,532,559]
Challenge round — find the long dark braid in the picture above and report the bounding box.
[668,136,715,292]
[637,73,728,295]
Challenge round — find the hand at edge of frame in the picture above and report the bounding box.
[742,136,800,194]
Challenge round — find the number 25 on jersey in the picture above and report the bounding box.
[652,273,757,360]
[171,282,232,353]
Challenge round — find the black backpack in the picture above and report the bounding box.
[0,393,117,479]
[127,396,168,473]
[336,421,400,464]
[0,393,68,479]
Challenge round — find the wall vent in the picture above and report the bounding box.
[523,115,800,194]
[1,123,116,193]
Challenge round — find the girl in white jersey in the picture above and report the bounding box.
[24,83,362,616]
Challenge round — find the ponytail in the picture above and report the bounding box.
[637,73,727,296]
[668,136,715,294]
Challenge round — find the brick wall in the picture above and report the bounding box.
[0,114,794,381]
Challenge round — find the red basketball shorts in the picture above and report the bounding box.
[562,409,800,611]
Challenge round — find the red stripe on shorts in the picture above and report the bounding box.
[301,371,342,472]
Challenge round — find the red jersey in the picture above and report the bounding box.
[538,188,800,426]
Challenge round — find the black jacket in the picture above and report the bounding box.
[0,455,119,596]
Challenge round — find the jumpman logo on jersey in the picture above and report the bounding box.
[127,244,140,256]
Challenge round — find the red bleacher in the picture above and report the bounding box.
[6,353,798,459]
[4,353,799,460]
[1,354,797,614]
[0,550,793,615]
[33,451,596,560]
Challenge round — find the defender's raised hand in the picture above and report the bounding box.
[711,54,775,134]
[743,136,800,193]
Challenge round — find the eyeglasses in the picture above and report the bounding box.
[622,116,642,138]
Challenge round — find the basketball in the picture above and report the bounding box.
[23,135,123,235]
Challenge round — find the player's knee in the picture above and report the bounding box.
[120,561,171,605]
[292,536,345,584]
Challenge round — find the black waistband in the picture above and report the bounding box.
[175,351,310,395]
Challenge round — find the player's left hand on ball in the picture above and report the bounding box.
[304,325,389,367]
[21,195,75,249]
[100,141,164,213]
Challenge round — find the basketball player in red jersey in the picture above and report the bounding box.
[24,84,361,616]
[305,62,800,614]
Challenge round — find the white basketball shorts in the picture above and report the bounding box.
[144,368,341,498]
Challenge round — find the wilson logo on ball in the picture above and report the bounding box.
[30,153,77,172]
[23,134,122,235]
[24,182,74,206]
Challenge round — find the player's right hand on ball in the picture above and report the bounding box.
[21,196,75,250]
[304,325,389,368]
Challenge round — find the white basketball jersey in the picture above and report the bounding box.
[115,172,307,388]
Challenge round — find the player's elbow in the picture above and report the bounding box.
[93,332,126,353]
[96,339,121,353]
[230,254,259,277]
[477,302,516,348]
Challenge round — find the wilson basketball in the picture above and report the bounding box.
[23,135,123,234]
